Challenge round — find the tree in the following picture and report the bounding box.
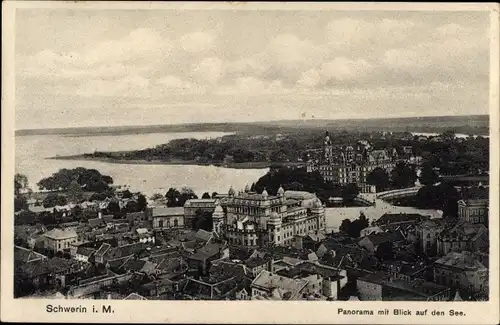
[37,168,113,192]
[150,193,164,201]
[339,213,369,238]
[72,205,82,217]
[254,167,334,196]
[342,183,360,203]
[415,183,459,217]
[14,210,35,225]
[211,192,218,199]
[67,180,84,203]
[90,192,107,201]
[43,193,68,208]
[339,219,351,234]
[358,212,369,229]
[441,129,456,142]
[391,162,417,188]
[193,210,213,231]
[201,192,211,199]
[287,182,305,191]
[14,196,28,212]
[14,173,29,195]
[178,187,198,206]
[419,165,439,186]
[366,168,390,192]
[165,188,181,207]
[124,200,139,213]
[107,200,121,216]
[137,194,147,211]
[121,190,133,199]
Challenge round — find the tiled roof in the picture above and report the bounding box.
[19,257,76,278]
[28,206,53,214]
[95,243,112,257]
[102,215,114,223]
[107,243,148,260]
[245,257,267,268]
[209,261,248,283]
[228,246,255,261]
[14,246,47,263]
[76,247,96,257]
[151,206,184,217]
[189,243,223,261]
[363,231,405,246]
[156,257,187,274]
[124,293,147,300]
[251,270,308,300]
[195,229,213,242]
[358,271,391,285]
[184,199,218,206]
[439,221,487,240]
[376,213,429,225]
[181,240,198,251]
[44,228,78,240]
[297,261,344,279]
[384,279,449,298]
[284,191,316,200]
[126,212,145,221]
[434,251,487,270]
[88,218,105,228]
[305,233,326,242]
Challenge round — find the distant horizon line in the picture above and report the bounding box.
[15,114,489,132]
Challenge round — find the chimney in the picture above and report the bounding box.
[267,259,273,272]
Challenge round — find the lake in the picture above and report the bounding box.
[15,130,441,230]
[411,132,489,139]
[15,132,269,198]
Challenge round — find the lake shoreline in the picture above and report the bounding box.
[47,155,295,170]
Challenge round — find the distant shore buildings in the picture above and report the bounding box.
[306,131,420,192]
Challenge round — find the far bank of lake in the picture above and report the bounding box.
[16,132,269,197]
[48,155,303,170]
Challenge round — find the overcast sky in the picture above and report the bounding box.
[15,9,490,130]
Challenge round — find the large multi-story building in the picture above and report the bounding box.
[306,131,400,190]
[183,198,219,228]
[43,228,78,252]
[215,187,326,247]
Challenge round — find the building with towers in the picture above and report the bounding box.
[307,131,400,191]
[214,186,326,247]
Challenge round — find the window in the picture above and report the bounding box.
[167,220,171,228]
[174,219,178,227]
[159,220,164,228]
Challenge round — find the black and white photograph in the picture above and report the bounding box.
[2,1,499,324]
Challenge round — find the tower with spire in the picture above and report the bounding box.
[324,130,333,162]
[212,203,225,235]
[277,185,285,197]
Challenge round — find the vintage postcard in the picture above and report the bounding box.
[1,1,499,324]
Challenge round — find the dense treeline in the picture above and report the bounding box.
[366,162,418,192]
[82,130,488,178]
[253,167,360,204]
[37,167,114,192]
